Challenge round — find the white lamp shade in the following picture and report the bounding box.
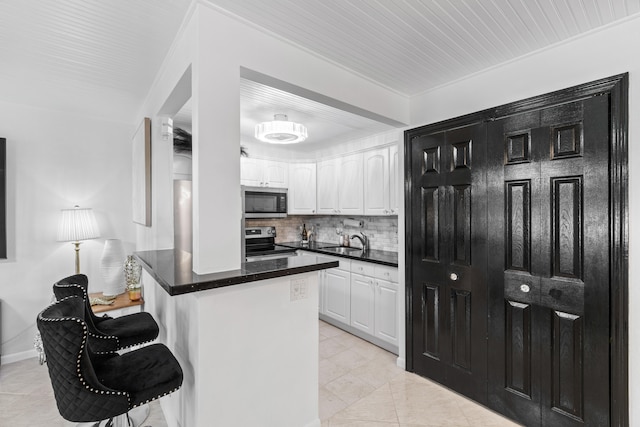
[57,206,100,242]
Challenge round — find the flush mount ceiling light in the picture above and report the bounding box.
[255,114,308,144]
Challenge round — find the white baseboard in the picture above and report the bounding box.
[304,418,321,427]
[396,356,406,370]
[1,349,37,365]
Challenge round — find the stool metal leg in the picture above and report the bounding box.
[74,405,149,427]
[127,405,150,426]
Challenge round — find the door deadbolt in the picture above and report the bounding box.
[520,284,530,293]
[449,273,458,281]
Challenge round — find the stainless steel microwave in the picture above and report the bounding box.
[242,186,288,218]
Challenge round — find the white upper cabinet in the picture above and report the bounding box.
[240,158,288,188]
[242,142,399,216]
[389,144,400,215]
[363,147,390,215]
[288,162,316,214]
[317,153,363,215]
[338,153,364,215]
[264,161,288,188]
[316,159,339,215]
[363,145,399,216]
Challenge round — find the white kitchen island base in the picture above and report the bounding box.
[143,269,320,427]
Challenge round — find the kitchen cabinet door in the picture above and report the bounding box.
[264,160,288,188]
[350,273,375,334]
[374,278,399,346]
[241,158,288,188]
[324,268,350,324]
[389,144,399,215]
[240,157,265,187]
[288,163,316,214]
[338,153,363,215]
[364,148,390,215]
[316,159,339,214]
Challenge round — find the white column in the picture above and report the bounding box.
[191,10,242,274]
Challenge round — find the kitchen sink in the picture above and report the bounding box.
[319,246,363,255]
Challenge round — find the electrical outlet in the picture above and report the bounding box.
[290,278,308,301]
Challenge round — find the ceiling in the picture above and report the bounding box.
[206,0,640,96]
[173,79,396,150]
[2,0,639,145]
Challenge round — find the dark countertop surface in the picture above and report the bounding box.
[277,241,398,267]
[135,249,339,296]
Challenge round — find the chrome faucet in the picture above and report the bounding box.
[350,232,369,252]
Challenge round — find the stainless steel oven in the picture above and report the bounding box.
[244,226,297,262]
[242,186,287,218]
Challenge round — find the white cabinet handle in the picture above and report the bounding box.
[450,273,458,281]
[520,284,530,293]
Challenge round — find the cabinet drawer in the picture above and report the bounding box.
[374,265,398,282]
[319,255,350,271]
[351,261,375,276]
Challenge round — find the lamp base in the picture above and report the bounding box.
[74,241,81,274]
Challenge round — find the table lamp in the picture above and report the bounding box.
[57,205,100,274]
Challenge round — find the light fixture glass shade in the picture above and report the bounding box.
[255,114,308,144]
[57,205,100,242]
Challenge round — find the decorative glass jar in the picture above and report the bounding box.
[124,255,142,301]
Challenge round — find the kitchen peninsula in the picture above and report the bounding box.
[135,249,338,427]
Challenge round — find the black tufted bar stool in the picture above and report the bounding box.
[37,295,183,426]
[53,274,159,353]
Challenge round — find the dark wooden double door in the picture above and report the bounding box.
[407,86,617,426]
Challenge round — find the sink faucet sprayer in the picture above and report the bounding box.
[350,232,369,252]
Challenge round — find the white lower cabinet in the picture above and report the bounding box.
[350,262,399,347]
[317,255,399,353]
[374,277,399,346]
[319,256,351,324]
[350,273,375,334]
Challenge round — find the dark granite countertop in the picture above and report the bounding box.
[135,249,339,296]
[278,241,398,267]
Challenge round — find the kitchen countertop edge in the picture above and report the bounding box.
[277,242,398,267]
[135,249,339,296]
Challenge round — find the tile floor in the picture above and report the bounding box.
[318,321,520,427]
[0,321,520,426]
[0,357,167,427]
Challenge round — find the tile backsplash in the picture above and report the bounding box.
[246,215,398,252]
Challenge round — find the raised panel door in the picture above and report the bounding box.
[364,148,390,215]
[350,273,374,334]
[487,96,611,427]
[338,153,364,215]
[264,160,288,188]
[288,163,316,214]
[375,278,398,346]
[408,121,488,403]
[389,144,399,215]
[324,268,350,324]
[240,157,266,187]
[316,159,339,214]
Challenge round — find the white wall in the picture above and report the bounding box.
[138,3,410,275]
[0,100,135,361]
[409,14,640,424]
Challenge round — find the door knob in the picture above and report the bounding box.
[520,284,530,293]
[449,273,458,281]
